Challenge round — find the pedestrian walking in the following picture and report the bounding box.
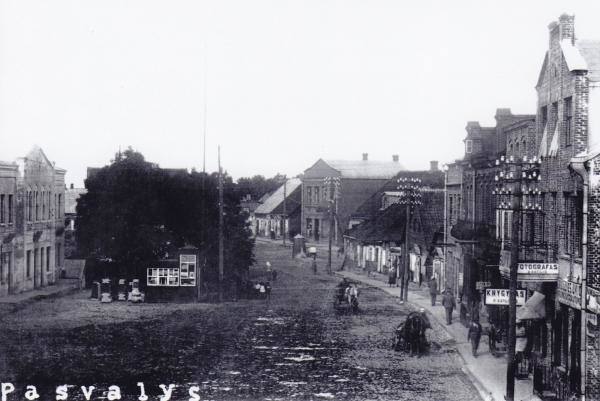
[467,319,482,357]
[388,267,397,287]
[265,281,272,302]
[266,261,273,280]
[428,276,437,306]
[442,289,456,325]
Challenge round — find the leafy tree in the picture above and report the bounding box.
[77,148,254,282]
[236,173,286,200]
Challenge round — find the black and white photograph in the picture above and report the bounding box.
[1,1,600,400]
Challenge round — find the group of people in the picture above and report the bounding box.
[428,276,483,357]
[336,278,359,305]
[248,280,272,300]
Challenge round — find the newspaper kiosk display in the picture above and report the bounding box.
[145,246,200,302]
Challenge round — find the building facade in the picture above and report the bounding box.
[254,178,302,240]
[301,154,404,243]
[441,14,600,400]
[0,147,66,297]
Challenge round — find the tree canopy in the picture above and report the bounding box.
[77,148,254,282]
[236,173,286,201]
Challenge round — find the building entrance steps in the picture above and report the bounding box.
[335,268,542,401]
[0,279,81,317]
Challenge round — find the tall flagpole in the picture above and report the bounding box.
[202,41,207,174]
[218,146,224,303]
[199,40,208,302]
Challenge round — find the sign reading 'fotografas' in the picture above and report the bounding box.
[485,289,526,306]
[557,279,582,309]
[517,263,558,275]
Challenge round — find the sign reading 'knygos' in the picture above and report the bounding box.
[485,288,526,306]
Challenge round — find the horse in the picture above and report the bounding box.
[392,312,430,355]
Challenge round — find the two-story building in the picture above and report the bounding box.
[301,154,404,243]
[0,146,66,297]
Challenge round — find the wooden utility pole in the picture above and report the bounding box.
[218,146,224,303]
[282,179,287,246]
[505,163,521,401]
[328,196,333,275]
[403,202,410,302]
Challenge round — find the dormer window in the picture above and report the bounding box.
[465,139,473,154]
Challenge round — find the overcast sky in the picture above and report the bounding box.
[1,0,600,187]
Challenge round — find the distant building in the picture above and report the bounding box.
[64,184,87,258]
[343,166,444,285]
[254,178,302,239]
[301,154,404,243]
[0,146,66,297]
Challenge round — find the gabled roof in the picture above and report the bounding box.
[577,40,600,82]
[350,169,444,221]
[413,189,445,248]
[561,40,588,71]
[345,203,406,243]
[65,188,87,214]
[254,178,302,215]
[321,159,404,179]
[537,39,600,87]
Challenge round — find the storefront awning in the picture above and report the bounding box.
[516,291,546,320]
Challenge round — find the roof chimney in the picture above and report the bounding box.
[558,14,575,44]
[362,153,368,161]
[392,155,399,163]
[430,160,439,171]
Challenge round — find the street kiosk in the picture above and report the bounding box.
[145,246,201,302]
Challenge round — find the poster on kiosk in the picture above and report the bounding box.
[145,246,200,302]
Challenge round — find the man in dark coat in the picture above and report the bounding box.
[428,276,438,306]
[467,319,483,357]
[442,289,456,325]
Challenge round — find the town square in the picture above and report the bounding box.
[1,2,600,401]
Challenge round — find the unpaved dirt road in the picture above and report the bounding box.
[0,240,480,401]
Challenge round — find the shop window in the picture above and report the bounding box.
[147,268,180,286]
[180,254,197,286]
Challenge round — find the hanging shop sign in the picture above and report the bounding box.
[500,261,559,282]
[476,281,492,290]
[587,286,600,315]
[485,288,526,306]
[517,263,558,282]
[556,279,582,309]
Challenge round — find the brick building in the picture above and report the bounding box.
[443,14,600,400]
[447,109,535,327]
[0,146,66,297]
[524,14,600,399]
[301,154,404,243]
